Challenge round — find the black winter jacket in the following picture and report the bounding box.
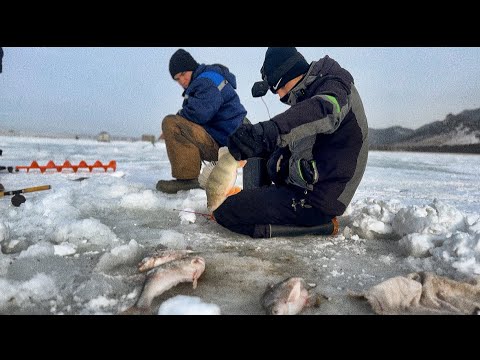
[268,56,369,216]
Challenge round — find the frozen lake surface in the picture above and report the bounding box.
[1,136,479,315]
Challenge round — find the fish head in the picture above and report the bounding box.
[207,195,230,213]
[264,277,308,315]
[266,302,291,315]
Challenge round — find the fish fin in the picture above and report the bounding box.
[192,273,198,289]
[287,281,302,303]
[198,162,216,189]
[238,160,247,168]
[226,186,242,197]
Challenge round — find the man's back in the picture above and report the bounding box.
[179,63,247,147]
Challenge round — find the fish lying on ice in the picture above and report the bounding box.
[122,256,206,315]
[261,277,317,315]
[137,249,195,273]
[198,147,246,212]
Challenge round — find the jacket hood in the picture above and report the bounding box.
[281,56,354,106]
[308,55,354,86]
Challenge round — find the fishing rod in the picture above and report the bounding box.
[172,209,215,221]
[0,185,52,207]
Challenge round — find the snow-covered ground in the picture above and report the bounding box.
[0,136,479,315]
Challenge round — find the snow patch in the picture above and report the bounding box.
[54,218,119,248]
[95,240,141,273]
[54,242,77,256]
[0,273,58,310]
[158,295,221,315]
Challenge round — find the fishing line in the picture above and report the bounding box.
[261,97,272,119]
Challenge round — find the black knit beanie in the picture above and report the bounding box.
[262,47,309,93]
[169,49,199,78]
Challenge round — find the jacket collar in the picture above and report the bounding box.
[281,61,318,106]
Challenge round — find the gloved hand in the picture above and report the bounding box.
[299,159,318,184]
[267,146,291,185]
[228,121,279,161]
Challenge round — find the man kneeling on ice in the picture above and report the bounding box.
[213,47,369,238]
[156,49,248,194]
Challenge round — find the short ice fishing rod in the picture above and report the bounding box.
[173,208,215,221]
[0,185,52,207]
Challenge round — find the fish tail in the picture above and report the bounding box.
[198,162,216,189]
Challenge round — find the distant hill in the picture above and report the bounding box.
[369,108,480,154]
[369,126,415,146]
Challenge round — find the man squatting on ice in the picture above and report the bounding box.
[156,49,248,194]
[213,47,369,238]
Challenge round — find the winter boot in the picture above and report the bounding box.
[156,179,202,194]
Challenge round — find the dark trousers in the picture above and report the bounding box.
[213,185,332,238]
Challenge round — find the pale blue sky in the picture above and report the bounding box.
[1,47,480,137]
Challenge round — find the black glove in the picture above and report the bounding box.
[228,121,279,161]
[299,159,318,184]
[267,146,291,185]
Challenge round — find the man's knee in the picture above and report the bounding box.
[212,207,228,227]
[162,114,179,133]
[212,199,237,228]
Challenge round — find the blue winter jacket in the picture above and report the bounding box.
[178,64,247,146]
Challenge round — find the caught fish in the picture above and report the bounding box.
[261,277,317,315]
[137,249,195,273]
[198,147,246,212]
[122,256,206,315]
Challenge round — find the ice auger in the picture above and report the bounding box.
[15,160,117,173]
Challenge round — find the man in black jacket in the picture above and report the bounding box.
[213,47,369,238]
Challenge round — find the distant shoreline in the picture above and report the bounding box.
[0,131,139,142]
[369,144,480,154]
[2,132,480,154]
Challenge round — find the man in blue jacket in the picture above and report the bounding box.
[156,49,247,193]
[214,47,369,238]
